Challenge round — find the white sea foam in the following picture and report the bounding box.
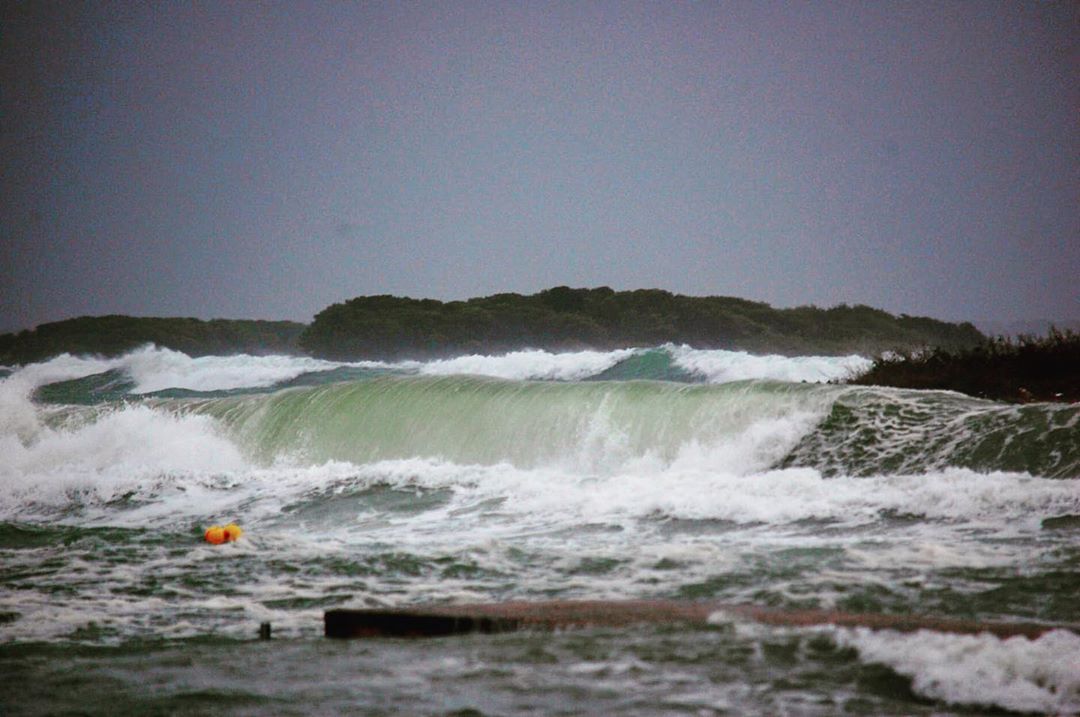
[3,350,1074,540]
[131,458,1070,554]
[416,348,637,381]
[0,344,397,396]
[4,365,1077,538]
[5,345,874,404]
[0,353,129,443]
[443,464,1078,532]
[668,344,871,383]
[3,350,1072,561]
[0,403,247,520]
[416,344,873,384]
[0,355,258,520]
[833,627,1080,714]
[122,346,359,393]
[4,343,1076,682]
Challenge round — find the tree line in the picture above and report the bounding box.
[0,287,986,366]
[298,286,984,359]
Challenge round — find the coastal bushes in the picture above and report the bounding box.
[848,329,1080,403]
[299,287,984,359]
[0,316,305,365]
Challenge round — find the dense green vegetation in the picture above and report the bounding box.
[0,316,305,365]
[0,288,990,366]
[848,329,1080,403]
[299,286,984,359]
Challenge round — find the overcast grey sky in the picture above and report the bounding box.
[2,1,1077,331]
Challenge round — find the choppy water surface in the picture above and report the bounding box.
[2,345,1078,715]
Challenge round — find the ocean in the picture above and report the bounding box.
[1,344,1078,715]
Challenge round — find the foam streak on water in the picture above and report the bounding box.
[831,627,1080,714]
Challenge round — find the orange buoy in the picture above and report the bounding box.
[204,523,242,544]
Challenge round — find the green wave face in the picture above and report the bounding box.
[191,377,1079,478]
[586,348,698,382]
[196,376,832,471]
[33,370,136,405]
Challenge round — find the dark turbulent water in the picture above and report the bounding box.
[2,345,1078,715]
